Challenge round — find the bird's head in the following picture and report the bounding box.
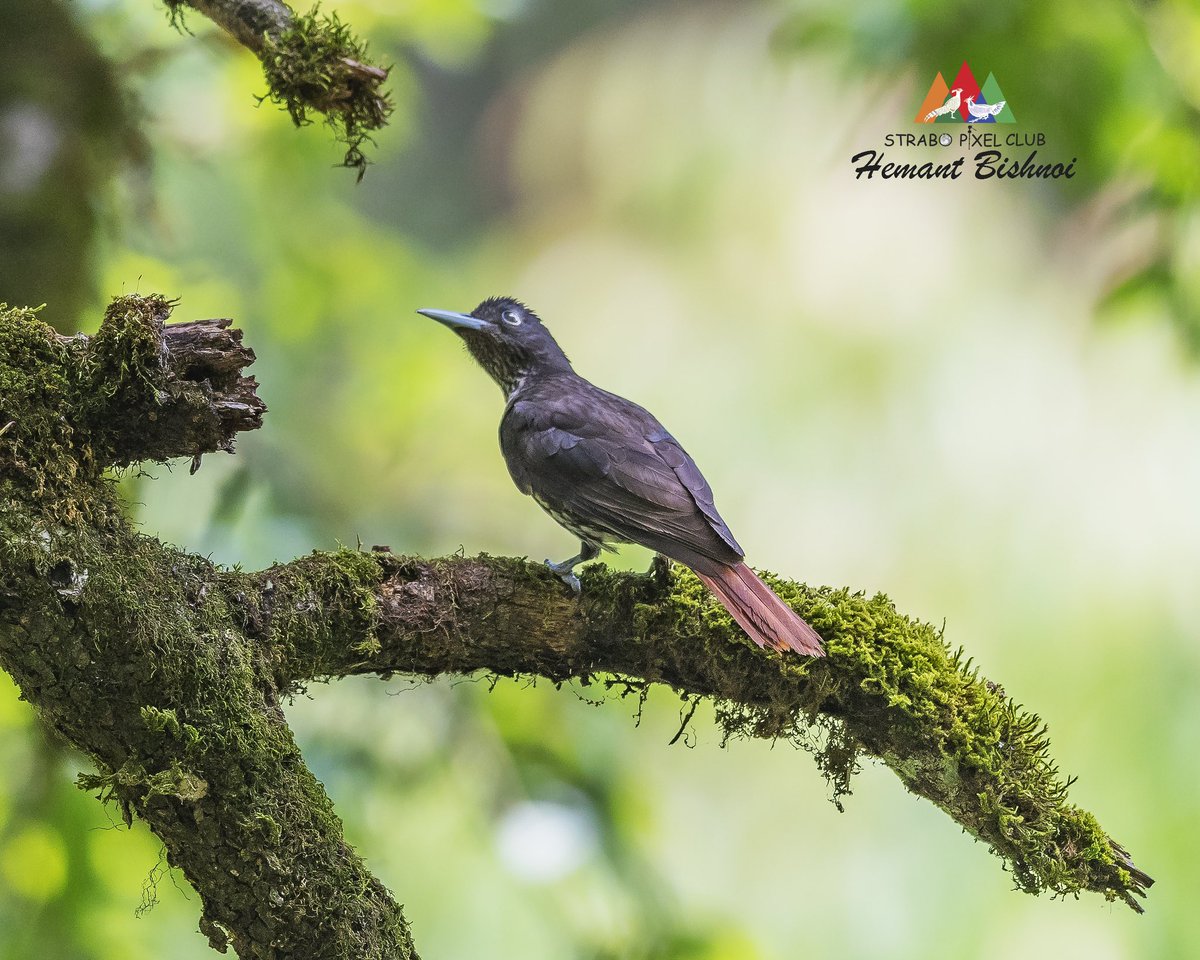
[416,296,572,395]
[951,87,963,95]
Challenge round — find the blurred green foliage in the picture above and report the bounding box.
[1,0,1198,957]
[0,0,143,329]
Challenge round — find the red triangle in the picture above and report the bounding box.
[947,61,983,121]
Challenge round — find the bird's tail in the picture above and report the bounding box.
[695,562,825,657]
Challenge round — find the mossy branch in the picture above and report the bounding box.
[162,0,392,177]
[0,295,1151,959]
[2,296,409,958]
[257,551,1152,912]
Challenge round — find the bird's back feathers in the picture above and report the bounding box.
[495,350,823,658]
[500,374,743,573]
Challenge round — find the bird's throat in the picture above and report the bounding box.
[466,340,529,396]
[463,333,571,398]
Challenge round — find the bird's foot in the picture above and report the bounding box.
[545,558,582,595]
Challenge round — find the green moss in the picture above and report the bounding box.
[159,2,391,176]
[78,757,208,805]
[0,294,188,515]
[141,705,182,738]
[83,294,170,405]
[640,566,1146,909]
[1,298,414,951]
[250,812,283,846]
[0,303,89,509]
[161,0,187,29]
[233,546,384,690]
[3,496,416,954]
[259,6,393,178]
[75,294,179,466]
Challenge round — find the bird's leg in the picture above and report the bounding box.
[545,541,600,595]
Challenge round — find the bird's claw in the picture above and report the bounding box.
[544,558,582,595]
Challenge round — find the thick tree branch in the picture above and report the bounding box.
[2,296,412,957]
[161,0,391,176]
[250,551,1153,912]
[0,295,1152,960]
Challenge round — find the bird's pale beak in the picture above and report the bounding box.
[416,308,490,331]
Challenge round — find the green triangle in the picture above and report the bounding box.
[980,72,1016,124]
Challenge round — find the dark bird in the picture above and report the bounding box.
[415,297,824,657]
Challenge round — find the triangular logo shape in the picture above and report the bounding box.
[978,72,1015,123]
[946,61,982,122]
[915,62,1015,124]
[915,72,950,123]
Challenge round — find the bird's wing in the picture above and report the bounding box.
[501,385,743,571]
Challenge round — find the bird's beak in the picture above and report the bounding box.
[416,308,491,331]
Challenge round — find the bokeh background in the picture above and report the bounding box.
[2,0,1198,957]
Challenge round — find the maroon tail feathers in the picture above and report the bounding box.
[695,562,825,657]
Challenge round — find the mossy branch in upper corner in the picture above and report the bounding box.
[162,0,392,177]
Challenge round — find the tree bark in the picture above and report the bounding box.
[0,295,1152,957]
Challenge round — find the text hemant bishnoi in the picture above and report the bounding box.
[851,136,1077,182]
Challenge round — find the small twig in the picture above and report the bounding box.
[669,698,700,746]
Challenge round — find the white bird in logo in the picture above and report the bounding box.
[966,96,1007,122]
[922,88,963,122]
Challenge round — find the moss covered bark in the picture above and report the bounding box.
[257,551,1151,911]
[0,295,1151,959]
[1,296,413,958]
[160,0,391,176]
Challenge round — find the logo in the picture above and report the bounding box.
[915,62,1015,124]
[847,59,1076,182]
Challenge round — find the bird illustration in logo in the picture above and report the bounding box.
[966,96,1007,122]
[922,88,963,122]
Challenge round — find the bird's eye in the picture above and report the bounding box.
[502,309,522,326]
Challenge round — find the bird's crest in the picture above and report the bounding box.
[477,295,540,322]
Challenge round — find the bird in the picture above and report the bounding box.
[415,297,825,657]
[966,96,1006,123]
[922,87,963,122]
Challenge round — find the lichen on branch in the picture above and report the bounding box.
[162,0,392,177]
